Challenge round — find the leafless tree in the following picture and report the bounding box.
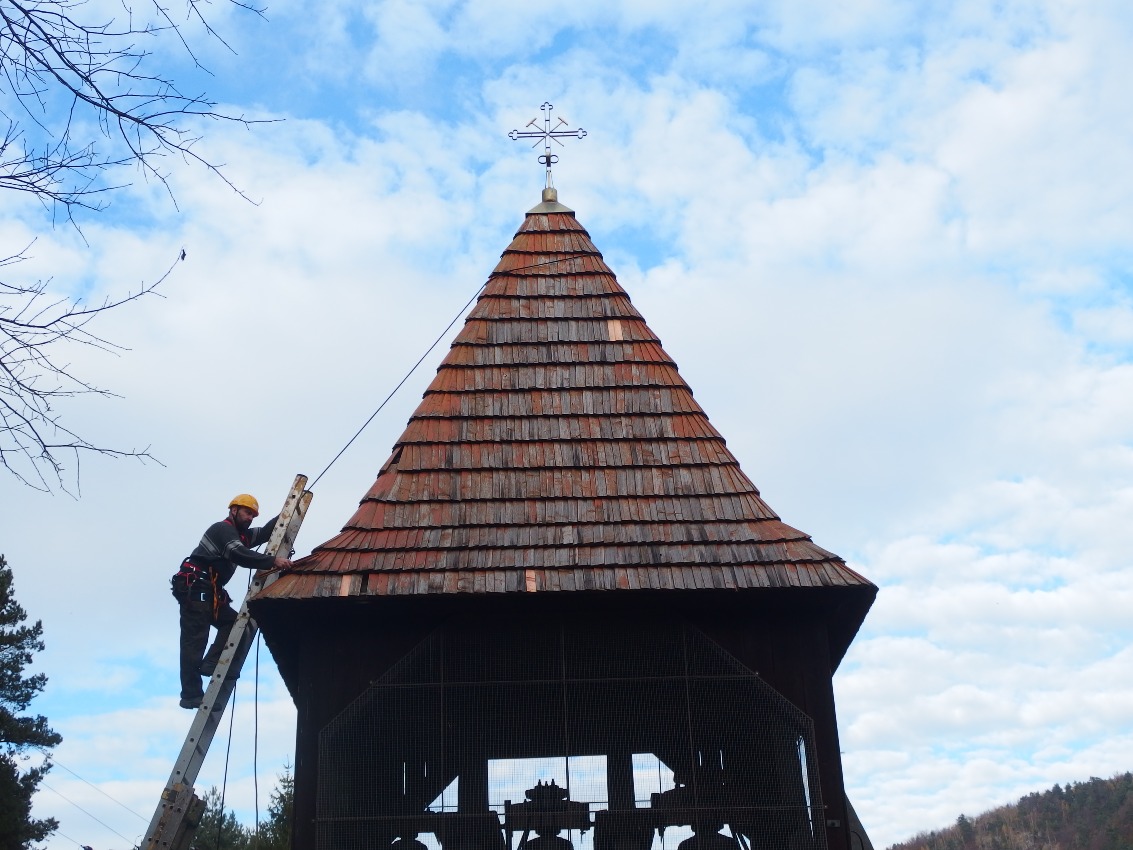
[0,244,188,491]
[0,0,267,490]
[1,0,266,216]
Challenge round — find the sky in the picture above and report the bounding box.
[2,0,1133,847]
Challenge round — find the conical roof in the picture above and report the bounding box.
[257,195,872,605]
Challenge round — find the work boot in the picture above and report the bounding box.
[179,695,202,709]
[200,661,240,681]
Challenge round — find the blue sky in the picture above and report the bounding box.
[3,1,1133,847]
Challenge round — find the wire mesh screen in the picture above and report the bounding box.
[317,619,826,850]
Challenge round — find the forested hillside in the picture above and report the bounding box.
[887,773,1133,850]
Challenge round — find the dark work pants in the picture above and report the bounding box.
[178,588,238,700]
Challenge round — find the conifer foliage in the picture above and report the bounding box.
[0,554,61,848]
[190,788,252,850]
[256,766,295,850]
[888,773,1133,850]
[188,767,294,850]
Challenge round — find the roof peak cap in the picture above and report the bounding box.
[527,186,575,214]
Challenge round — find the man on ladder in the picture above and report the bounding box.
[171,494,292,709]
[146,477,310,850]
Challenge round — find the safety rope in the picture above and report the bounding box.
[307,253,591,489]
[216,683,238,850]
[253,634,261,847]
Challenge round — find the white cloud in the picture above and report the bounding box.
[6,2,1133,849]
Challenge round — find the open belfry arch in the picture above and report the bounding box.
[250,186,877,850]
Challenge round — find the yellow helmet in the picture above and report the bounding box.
[229,494,260,516]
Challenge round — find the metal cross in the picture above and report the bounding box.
[509,102,587,187]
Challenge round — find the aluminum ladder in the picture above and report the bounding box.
[142,474,313,850]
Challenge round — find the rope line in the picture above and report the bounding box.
[254,634,261,846]
[40,781,134,843]
[216,683,238,850]
[307,282,485,488]
[48,824,89,848]
[308,252,591,489]
[486,252,594,278]
[34,749,148,822]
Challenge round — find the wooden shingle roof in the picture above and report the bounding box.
[256,195,872,602]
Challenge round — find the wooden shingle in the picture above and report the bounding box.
[256,200,871,601]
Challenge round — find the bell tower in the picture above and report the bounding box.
[252,190,875,850]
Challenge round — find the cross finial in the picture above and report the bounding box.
[509,102,587,188]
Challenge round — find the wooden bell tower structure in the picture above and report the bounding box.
[251,188,876,850]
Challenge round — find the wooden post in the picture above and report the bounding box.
[607,750,636,811]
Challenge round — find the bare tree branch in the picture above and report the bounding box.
[0,0,270,490]
[0,244,181,492]
[0,0,273,220]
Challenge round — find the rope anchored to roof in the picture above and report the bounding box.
[509,102,586,188]
[308,252,592,490]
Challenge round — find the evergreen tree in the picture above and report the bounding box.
[254,766,294,850]
[187,769,295,850]
[0,554,61,849]
[955,814,975,847]
[191,787,251,850]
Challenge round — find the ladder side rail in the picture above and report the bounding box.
[143,477,311,849]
